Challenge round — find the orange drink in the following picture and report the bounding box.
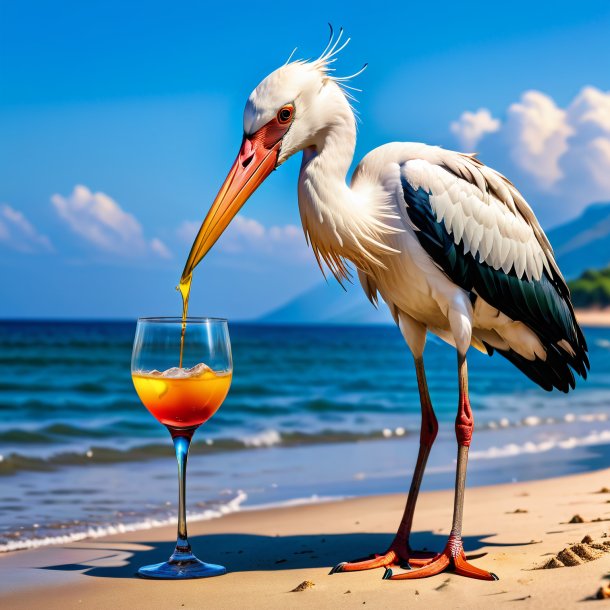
[132,365,232,429]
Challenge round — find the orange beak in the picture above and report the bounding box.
[180,119,289,283]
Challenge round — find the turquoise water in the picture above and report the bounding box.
[1,321,609,550]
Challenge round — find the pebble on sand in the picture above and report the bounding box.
[291,581,315,592]
[569,514,585,523]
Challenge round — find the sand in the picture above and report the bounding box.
[575,308,610,328]
[1,468,610,609]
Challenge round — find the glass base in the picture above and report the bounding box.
[138,554,226,580]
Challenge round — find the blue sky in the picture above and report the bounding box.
[1,1,610,319]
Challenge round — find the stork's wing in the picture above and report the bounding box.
[399,151,589,391]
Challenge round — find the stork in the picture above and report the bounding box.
[182,30,589,581]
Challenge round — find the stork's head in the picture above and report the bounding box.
[180,29,364,281]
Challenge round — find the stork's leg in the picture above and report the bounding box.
[330,356,438,574]
[384,354,498,581]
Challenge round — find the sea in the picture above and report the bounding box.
[1,321,609,552]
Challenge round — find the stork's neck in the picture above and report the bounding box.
[300,112,356,188]
[297,87,395,279]
[297,89,358,267]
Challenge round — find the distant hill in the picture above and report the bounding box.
[260,202,610,324]
[548,202,610,278]
[259,279,393,325]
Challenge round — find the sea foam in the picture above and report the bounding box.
[0,491,247,553]
[469,429,610,461]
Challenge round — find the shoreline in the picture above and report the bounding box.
[1,468,610,608]
[575,308,610,328]
[3,417,610,555]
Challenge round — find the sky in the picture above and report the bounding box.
[1,0,610,319]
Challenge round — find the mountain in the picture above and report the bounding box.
[259,279,393,325]
[548,202,610,278]
[260,202,610,324]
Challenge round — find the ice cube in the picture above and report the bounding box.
[187,363,211,376]
[148,369,162,377]
[153,380,168,397]
[161,367,189,378]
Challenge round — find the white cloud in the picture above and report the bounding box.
[52,185,171,258]
[450,108,501,151]
[451,86,610,222]
[505,91,573,188]
[562,87,610,197]
[150,237,172,259]
[569,86,610,135]
[0,204,53,253]
[177,215,308,260]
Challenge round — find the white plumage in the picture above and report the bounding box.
[296,124,560,363]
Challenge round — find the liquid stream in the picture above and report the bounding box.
[177,275,192,368]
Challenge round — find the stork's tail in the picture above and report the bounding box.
[484,326,589,393]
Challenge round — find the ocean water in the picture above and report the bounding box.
[1,321,609,552]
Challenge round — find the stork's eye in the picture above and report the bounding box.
[277,105,294,124]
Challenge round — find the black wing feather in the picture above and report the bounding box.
[402,178,589,392]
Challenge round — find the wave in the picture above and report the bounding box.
[0,491,247,553]
[240,429,282,448]
[0,397,134,413]
[469,428,610,461]
[0,381,115,394]
[0,491,353,554]
[0,428,398,476]
[482,411,609,430]
[0,420,146,439]
[0,354,127,367]
[299,398,402,413]
[2,409,610,475]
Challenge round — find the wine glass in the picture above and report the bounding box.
[131,317,232,579]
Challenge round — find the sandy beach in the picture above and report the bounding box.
[576,309,610,328]
[1,467,609,609]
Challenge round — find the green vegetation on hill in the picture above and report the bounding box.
[568,267,610,308]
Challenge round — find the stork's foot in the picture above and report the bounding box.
[330,545,437,574]
[383,536,498,581]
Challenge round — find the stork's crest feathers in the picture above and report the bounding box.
[308,26,368,95]
[244,27,366,137]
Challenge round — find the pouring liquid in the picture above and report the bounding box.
[177,275,192,368]
[177,208,212,366]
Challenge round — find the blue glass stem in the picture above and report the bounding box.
[136,426,226,578]
[170,433,192,559]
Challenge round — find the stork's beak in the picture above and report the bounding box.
[180,131,282,282]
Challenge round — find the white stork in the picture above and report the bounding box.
[182,29,589,581]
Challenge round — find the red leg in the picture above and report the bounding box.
[385,354,498,582]
[331,357,439,574]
